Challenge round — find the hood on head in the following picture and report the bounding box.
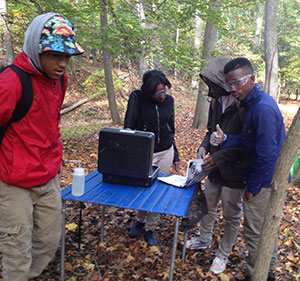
[200,56,230,90]
[23,12,84,73]
[23,12,58,72]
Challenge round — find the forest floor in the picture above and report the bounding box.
[0,62,299,281]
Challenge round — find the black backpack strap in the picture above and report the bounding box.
[9,64,33,122]
[0,64,33,145]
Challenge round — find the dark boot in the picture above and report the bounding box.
[267,271,275,281]
[129,221,145,237]
[144,230,158,246]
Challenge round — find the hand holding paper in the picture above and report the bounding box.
[202,155,215,169]
[197,147,206,159]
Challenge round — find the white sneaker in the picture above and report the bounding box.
[209,256,228,274]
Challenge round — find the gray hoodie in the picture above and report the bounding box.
[23,12,59,72]
[200,56,230,90]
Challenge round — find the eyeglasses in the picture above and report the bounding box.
[225,74,252,92]
[153,89,166,97]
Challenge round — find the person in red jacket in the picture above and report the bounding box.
[0,13,84,280]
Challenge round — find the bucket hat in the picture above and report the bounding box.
[38,15,84,55]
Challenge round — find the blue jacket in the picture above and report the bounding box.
[222,84,286,195]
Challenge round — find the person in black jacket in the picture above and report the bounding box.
[186,56,246,274]
[124,69,180,246]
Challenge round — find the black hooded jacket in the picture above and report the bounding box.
[124,90,179,162]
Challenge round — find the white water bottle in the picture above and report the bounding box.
[72,166,85,196]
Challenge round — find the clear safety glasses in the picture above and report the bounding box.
[153,89,166,97]
[224,74,252,92]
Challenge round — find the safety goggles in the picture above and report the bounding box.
[153,89,166,97]
[224,74,252,92]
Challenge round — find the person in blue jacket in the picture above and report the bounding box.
[210,58,286,281]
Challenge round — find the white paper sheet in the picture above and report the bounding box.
[158,159,215,188]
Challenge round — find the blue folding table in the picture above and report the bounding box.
[60,170,197,281]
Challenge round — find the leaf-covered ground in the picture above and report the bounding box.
[1,70,299,281]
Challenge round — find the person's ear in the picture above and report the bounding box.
[250,75,255,85]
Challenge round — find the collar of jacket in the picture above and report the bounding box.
[240,84,262,108]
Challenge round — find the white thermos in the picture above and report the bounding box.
[71,162,85,196]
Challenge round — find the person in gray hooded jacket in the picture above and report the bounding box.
[0,13,83,281]
[186,56,246,274]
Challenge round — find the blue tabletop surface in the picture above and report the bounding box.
[61,170,197,217]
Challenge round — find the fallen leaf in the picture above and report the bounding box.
[65,223,77,230]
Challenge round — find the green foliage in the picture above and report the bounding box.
[3,0,300,92]
[82,70,124,98]
[281,57,300,89]
[277,0,300,90]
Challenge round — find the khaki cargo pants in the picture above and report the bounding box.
[136,145,174,231]
[0,175,62,281]
[243,187,278,277]
[199,178,244,259]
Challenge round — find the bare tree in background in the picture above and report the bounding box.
[192,0,221,130]
[137,0,148,78]
[264,0,278,101]
[101,1,121,124]
[190,10,203,96]
[254,2,264,52]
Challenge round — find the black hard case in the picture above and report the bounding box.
[98,127,159,187]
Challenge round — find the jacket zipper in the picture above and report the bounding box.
[155,104,160,143]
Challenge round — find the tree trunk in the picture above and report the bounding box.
[91,48,99,67]
[190,10,203,96]
[0,0,15,67]
[137,0,147,78]
[254,2,264,52]
[264,0,278,101]
[101,1,121,124]
[252,108,300,281]
[192,85,209,129]
[61,97,91,115]
[192,0,220,130]
[174,4,181,79]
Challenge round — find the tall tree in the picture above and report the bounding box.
[264,0,278,101]
[192,0,221,130]
[254,2,264,52]
[252,108,300,281]
[190,10,203,96]
[100,0,121,124]
[137,0,147,78]
[174,4,181,79]
[0,0,14,66]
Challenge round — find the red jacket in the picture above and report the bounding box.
[0,52,67,187]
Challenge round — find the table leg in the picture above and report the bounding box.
[78,202,83,249]
[100,205,105,242]
[182,231,188,259]
[169,217,179,281]
[60,200,66,281]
